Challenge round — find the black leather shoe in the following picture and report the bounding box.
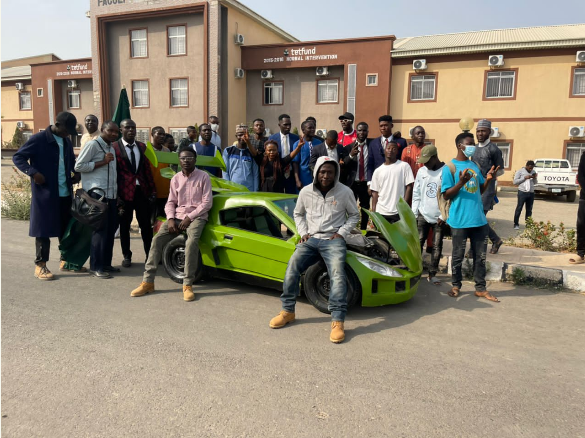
[90,270,111,279]
[122,258,132,268]
[103,266,121,273]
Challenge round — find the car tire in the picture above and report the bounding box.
[162,234,203,285]
[303,260,361,314]
[566,191,576,202]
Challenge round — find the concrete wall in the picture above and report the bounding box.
[223,5,292,144]
[390,52,585,182]
[246,66,345,135]
[105,14,205,133]
[1,80,34,144]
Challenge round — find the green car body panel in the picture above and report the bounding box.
[154,151,423,307]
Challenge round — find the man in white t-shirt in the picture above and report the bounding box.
[411,145,446,284]
[370,140,414,223]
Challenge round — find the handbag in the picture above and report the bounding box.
[71,188,109,230]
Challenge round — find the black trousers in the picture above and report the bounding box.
[451,225,489,292]
[119,186,153,260]
[513,191,535,226]
[577,199,585,258]
[484,209,501,244]
[382,214,400,224]
[35,196,71,264]
[152,198,167,224]
[417,216,445,277]
[351,181,370,230]
[90,198,119,272]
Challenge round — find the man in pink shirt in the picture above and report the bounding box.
[131,146,213,302]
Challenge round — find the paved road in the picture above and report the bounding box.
[2,218,584,437]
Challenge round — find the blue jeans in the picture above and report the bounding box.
[281,237,348,321]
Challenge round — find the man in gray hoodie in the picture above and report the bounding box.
[269,156,360,343]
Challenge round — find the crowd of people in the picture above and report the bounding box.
[12,110,585,343]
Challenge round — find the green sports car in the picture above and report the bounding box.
[154,151,423,313]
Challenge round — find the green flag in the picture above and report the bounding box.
[112,88,131,132]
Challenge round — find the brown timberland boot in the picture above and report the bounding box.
[330,321,345,344]
[34,262,54,281]
[131,281,154,297]
[183,285,195,302]
[269,311,295,328]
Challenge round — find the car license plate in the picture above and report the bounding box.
[552,189,561,193]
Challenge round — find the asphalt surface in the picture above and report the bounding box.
[2,218,585,437]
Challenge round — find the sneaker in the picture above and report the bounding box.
[513,225,520,230]
[131,281,154,297]
[183,285,195,302]
[330,321,345,343]
[34,262,54,280]
[269,311,295,328]
[90,270,111,279]
[103,266,121,273]
[122,257,132,268]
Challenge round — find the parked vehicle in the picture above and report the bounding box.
[152,150,423,313]
[533,158,579,202]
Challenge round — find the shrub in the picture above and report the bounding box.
[1,167,31,220]
[506,217,576,253]
[11,127,25,149]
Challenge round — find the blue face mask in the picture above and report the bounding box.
[463,145,476,158]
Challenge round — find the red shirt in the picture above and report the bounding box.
[338,130,357,147]
[401,143,425,177]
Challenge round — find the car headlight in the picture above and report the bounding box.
[356,256,402,278]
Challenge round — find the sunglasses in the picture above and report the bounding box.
[179,157,195,162]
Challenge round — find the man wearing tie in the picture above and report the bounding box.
[345,122,372,230]
[367,115,400,182]
[292,119,322,189]
[268,114,299,194]
[113,119,157,268]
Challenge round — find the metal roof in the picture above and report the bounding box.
[1,65,32,82]
[392,23,585,57]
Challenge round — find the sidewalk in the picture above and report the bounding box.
[429,240,585,292]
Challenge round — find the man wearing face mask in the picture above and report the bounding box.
[200,116,221,151]
[473,119,505,254]
[442,132,500,303]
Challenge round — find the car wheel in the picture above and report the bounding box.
[303,261,361,314]
[162,234,203,285]
[566,191,576,202]
[369,238,393,264]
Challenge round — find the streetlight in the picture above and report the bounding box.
[459,117,474,133]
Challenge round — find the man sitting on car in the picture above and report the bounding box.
[130,145,212,302]
[269,156,360,343]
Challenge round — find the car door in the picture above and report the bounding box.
[212,205,295,281]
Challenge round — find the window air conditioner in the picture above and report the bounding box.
[261,70,273,79]
[413,59,427,70]
[488,55,504,67]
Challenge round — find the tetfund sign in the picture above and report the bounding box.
[264,46,338,64]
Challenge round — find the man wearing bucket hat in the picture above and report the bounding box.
[411,145,447,285]
[473,119,505,254]
[13,111,82,280]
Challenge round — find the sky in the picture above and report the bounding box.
[1,0,584,61]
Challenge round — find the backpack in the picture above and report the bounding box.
[437,161,456,222]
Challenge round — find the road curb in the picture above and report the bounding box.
[428,254,584,292]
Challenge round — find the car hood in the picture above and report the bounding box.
[365,198,422,272]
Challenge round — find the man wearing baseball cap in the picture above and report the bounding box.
[13,111,82,280]
[411,144,447,285]
[337,112,357,147]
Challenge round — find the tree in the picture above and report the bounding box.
[292,127,299,135]
[11,126,25,149]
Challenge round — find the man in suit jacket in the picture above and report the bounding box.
[345,122,373,230]
[367,115,402,181]
[268,113,299,194]
[310,130,349,184]
[114,119,157,268]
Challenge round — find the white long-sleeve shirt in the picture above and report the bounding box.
[411,165,443,224]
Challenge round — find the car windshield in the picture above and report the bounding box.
[272,198,297,220]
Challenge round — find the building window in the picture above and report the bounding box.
[317,79,339,103]
[170,78,188,107]
[130,29,148,58]
[168,25,186,56]
[132,80,149,108]
[571,67,585,96]
[36,88,43,97]
[263,82,283,105]
[494,142,512,169]
[566,143,585,169]
[409,74,437,101]
[22,131,33,141]
[366,74,378,86]
[485,70,516,99]
[19,92,31,110]
[68,90,81,109]
[136,128,150,144]
[169,128,188,143]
